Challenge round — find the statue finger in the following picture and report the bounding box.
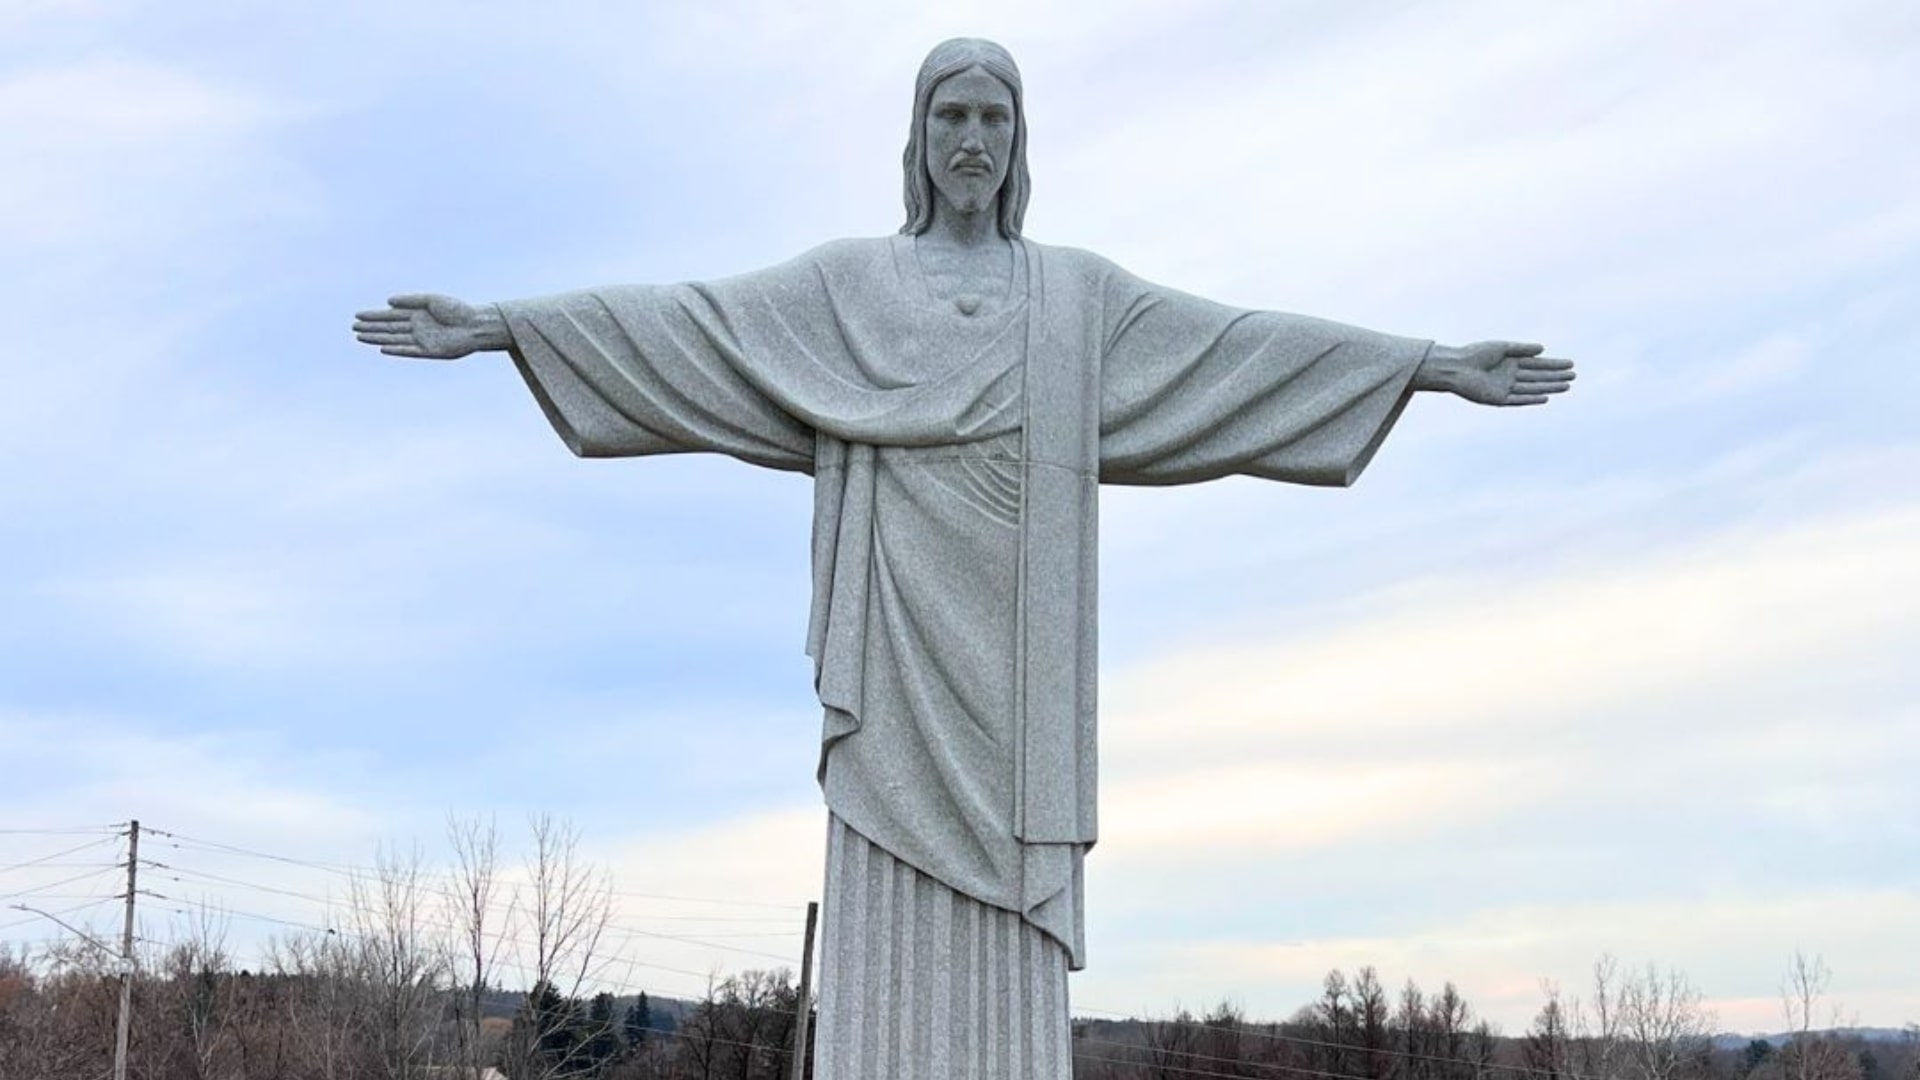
[388,293,434,308]
[357,332,416,346]
[1502,342,1546,357]
[354,319,413,334]
[1517,357,1574,372]
[380,344,436,358]
[1504,393,1549,406]
[355,309,413,323]
[1515,368,1575,383]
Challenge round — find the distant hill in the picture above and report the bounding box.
[477,989,699,1028]
[1712,1028,1915,1050]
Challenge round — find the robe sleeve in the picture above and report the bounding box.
[498,241,1029,472]
[1096,262,1431,487]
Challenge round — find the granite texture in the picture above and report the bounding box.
[350,35,1575,1080]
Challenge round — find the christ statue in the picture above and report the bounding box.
[353,37,1574,1080]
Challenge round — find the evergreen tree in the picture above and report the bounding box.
[583,992,621,1072]
[514,979,583,1073]
[624,991,654,1048]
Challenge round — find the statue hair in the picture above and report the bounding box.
[900,38,1030,239]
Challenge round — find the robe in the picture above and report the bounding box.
[498,235,1429,973]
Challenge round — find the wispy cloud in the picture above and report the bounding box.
[1075,889,1920,1033]
[1104,503,1920,770]
[0,58,306,256]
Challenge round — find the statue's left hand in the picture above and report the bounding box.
[352,293,508,359]
[1422,341,1576,406]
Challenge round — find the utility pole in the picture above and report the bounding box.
[788,900,818,1080]
[113,819,139,1080]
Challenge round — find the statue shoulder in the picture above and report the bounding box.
[794,235,898,272]
[1021,239,1126,285]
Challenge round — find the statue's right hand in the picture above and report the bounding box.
[352,293,503,359]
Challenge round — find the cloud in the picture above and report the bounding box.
[1074,889,1920,1033]
[1100,759,1546,856]
[0,711,385,857]
[0,58,305,257]
[1102,502,1920,768]
[1034,0,1920,340]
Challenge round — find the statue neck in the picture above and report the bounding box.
[928,195,1002,249]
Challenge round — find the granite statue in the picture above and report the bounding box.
[352,37,1574,1080]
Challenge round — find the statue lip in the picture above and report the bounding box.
[950,157,994,175]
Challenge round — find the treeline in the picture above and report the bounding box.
[0,937,795,1080]
[9,946,1917,1080]
[1072,957,1920,1080]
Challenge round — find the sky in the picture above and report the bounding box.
[2,0,1917,1036]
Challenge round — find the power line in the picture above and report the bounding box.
[0,825,124,836]
[1073,1046,1321,1080]
[145,826,805,911]
[0,836,119,873]
[0,865,124,903]
[1079,1033,1447,1080]
[142,857,804,964]
[0,895,125,935]
[139,890,736,992]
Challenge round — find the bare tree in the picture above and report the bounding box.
[443,814,510,1078]
[1145,1007,1201,1080]
[156,904,238,1080]
[499,814,615,1080]
[1432,982,1474,1080]
[1355,966,1393,1080]
[1573,955,1628,1080]
[1314,970,1354,1076]
[1469,1021,1501,1080]
[0,941,118,1080]
[1780,952,1862,1080]
[1197,1000,1251,1077]
[1619,963,1714,1080]
[675,974,727,1080]
[1526,981,1574,1080]
[346,844,446,1080]
[268,929,366,1080]
[673,968,797,1080]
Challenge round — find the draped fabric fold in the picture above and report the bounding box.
[498,236,1430,969]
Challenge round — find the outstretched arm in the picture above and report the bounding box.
[348,286,815,470]
[1092,249,1578,487]
[1412,340,1576,406]
[352,294,510,359]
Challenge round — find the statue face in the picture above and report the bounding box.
[924,65,1016,219]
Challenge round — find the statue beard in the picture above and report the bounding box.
[934,167,1003,219]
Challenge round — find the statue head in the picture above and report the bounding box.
[901,38,1030,238]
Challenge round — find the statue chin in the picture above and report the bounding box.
[933,177,1002,219]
